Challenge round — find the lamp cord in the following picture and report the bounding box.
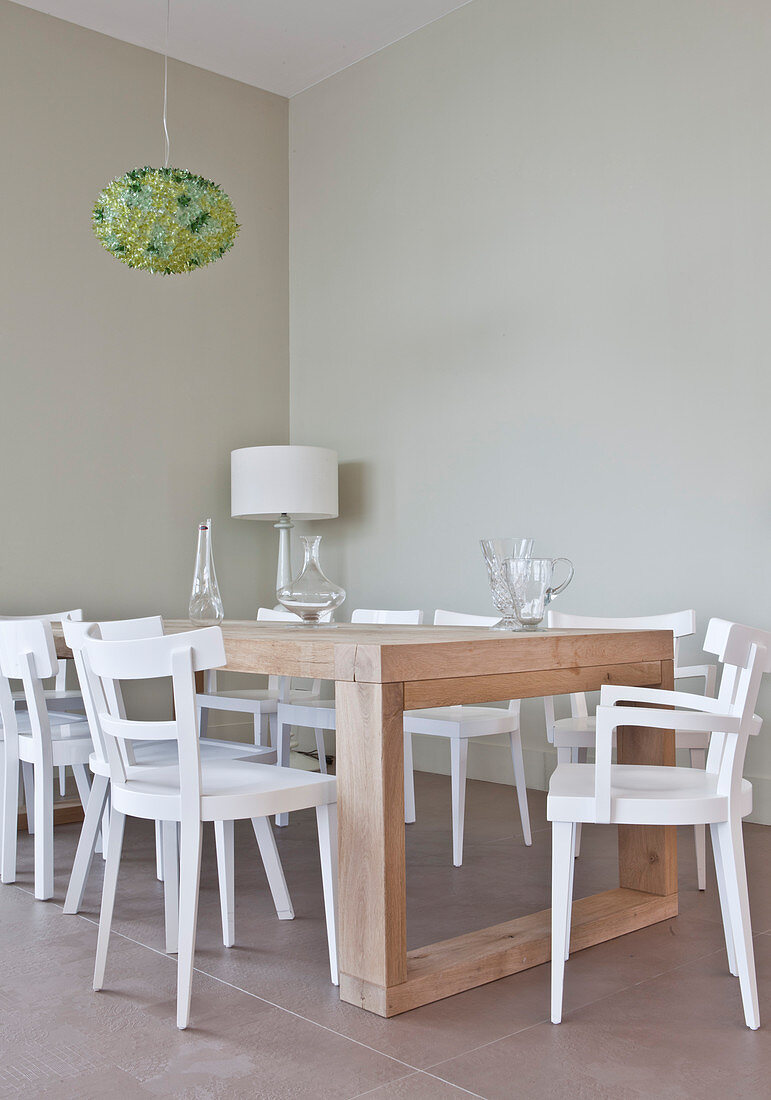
[162,0,171,167]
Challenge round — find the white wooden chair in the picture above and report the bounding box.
[403,609,532,866]
[84,624,338,1029]
[1,609,86,813]
[0,618,93,899]
[62,616,275,938]
[274,608,424,826]
[544,609,717,889]
[549,617,767,1030]
[196,607,326,746]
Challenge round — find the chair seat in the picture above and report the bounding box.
[404,705,516,738]
[110,758,337,822]
[282,701,518,738]
[547,763,752,825]
[88,738,276,778]
[13,688,83,705]
[197,687,322,714]
[279,699,337,729]
[14,716,93,766]
[551,715,710,752]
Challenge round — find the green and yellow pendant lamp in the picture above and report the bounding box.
[92,0,238,275]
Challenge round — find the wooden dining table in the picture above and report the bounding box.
[156,619,677,1017]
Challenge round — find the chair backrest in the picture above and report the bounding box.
[0,609,83,690]
[544,609,701,738]
[351,609,424,625]
[64,617,165,765]
[0,619,61,762]
[434,608,501,627]
[84,627,226,801]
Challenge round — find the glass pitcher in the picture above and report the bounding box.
[503,556,574,629]
[277,535,345,624]
[189,518,224,625]
[480,538,535,629]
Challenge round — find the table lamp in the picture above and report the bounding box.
[231,445,339,598]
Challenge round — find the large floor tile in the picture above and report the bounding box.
[428,933,771,1100]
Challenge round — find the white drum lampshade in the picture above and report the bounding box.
[231,445,339,599]
[231,446,338,521]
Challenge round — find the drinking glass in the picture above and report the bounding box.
[503,556,574,629]
[480,538,535,629]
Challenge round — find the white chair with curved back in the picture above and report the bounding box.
[84,625,338,1029]
[274,608,424,826]
[549,617,768,1030]
[544,609,717,889]
[0,618,93,899]
[403,609,532,866]
[196,607,326,747]
[62,617,277,948]
[0,609,86,823]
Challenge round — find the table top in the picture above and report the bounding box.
[163,619,673,685]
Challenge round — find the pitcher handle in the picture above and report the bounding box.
[549,557,574,598]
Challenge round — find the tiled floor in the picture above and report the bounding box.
[0,774,769,1099]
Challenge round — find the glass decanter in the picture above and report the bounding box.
[189,518,224,625]
[277,535,345,624]
[480,538,534,629]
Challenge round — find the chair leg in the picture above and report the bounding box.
[64,773,109,914]
[251,816,293,919]
[716,816,760,1029]
[450,738,468,868]
[314,729,328,774]
[176,820,203,1030]
[198,704,209,739]
[690,749,707,890]
[21,761,34,835]
[565,823,576,960]
[551,820,574,1024]
[509,729,532,845]
[101,791,110,860]
[93,808,126,991]
[268,712,277,748]
[155,820,164,881]
[710,821,737,976]
[253,714,261,746]
[259,713,271,747]
[403,731,416,824]
[213,820,235,947]
[316,803,339,985]
[33,759,54,900]
[574,748,587,858]
[275,715,291,827]
[58,765,66,797]
[72,763,91,810]
[162,820,179,955]
[1,747,19,884]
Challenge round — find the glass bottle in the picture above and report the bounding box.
[276,535,345,624]
[189,518,224,625]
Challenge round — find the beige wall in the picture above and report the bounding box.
[289,0,771,820]
[1,1,288,634]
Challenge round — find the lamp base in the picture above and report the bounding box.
[274,513,294,595]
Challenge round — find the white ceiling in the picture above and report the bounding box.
[12,0,473,97]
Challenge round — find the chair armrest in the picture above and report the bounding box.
[599,684,725,712]
[593,705,739,821]
[596,704,738,734]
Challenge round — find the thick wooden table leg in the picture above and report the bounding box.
[336,680,407,1013]
[617,659,677,896]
